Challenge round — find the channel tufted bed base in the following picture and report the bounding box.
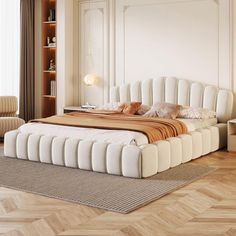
[3,77,233,178]
[4,123,227,178]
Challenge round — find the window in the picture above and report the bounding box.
[0,0,20,99]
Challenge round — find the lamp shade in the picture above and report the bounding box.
[83,74,98,86]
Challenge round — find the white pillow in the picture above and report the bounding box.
[178,106,216,119]
[98,102,120,110]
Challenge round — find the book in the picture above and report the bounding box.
[49,9,56,21]
[50,81,56,96]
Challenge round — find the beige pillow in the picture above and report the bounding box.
[178,106,216,119]
[97,101,142,114]
[135,104,151,115]
[144,102,182,119]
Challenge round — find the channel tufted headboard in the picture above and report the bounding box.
[110,77,234,123]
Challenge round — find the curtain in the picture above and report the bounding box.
[0,0,20,99]
[19,0,35,121]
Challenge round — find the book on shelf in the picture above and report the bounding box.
[48,9,56,21]
[50,81,56,96]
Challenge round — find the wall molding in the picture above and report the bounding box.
[75,0,235,109]
[78,0,109,105]
[115,0,231,89]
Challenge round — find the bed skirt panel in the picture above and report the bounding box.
[4,124,226,178]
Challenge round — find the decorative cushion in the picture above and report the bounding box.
[135,104,151,115]
[118,102,142,115]
[98,101,142,115]
[144,102,182,119]
[178,106,216,119]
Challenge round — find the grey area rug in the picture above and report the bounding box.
[0,153,214,213]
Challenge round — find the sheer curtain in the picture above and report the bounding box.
[0,0,20,98]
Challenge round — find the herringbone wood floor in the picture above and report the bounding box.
[0,142,236,236]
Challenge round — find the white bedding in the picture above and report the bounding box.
[18,118,217,146]
[18,123,148,145]
[177,118,217,132]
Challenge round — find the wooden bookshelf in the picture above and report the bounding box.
[41,0,57,118]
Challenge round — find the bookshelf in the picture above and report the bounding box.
[41,0,57,118]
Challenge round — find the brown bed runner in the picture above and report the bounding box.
[31,112,187,143]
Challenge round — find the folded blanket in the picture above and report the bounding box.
[31,112,187,143]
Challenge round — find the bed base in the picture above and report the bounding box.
[4,123,226,178]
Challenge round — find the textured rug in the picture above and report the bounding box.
[0,153,214,213]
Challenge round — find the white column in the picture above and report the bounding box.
[57,0,74,115]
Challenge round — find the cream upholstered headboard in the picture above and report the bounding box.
[110,77,233,123]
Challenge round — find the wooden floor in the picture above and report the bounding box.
[0,142,236,236]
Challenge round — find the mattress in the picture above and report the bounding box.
[18,118,217,146]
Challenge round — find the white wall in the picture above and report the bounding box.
[57,0,75,114]
[233,0,236,116]
[76,0,236,116]
[77,0,109,106]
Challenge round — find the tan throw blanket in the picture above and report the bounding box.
[31,112,187,143]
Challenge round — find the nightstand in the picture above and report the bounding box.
[227,119,236,152]
[64,106,95,113]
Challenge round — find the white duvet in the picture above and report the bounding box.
[18,118,217,146]
[18,123,148,145]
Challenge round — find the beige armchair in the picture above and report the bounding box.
[0,96,25,137]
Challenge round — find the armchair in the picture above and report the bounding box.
[0,96,25,137]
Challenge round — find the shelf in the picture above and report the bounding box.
[42,0,57,118]
[43,21,56,24]
[228,119,236,124]
[43,46,56,49]
[43,95,56,98]
[43,70,56,73]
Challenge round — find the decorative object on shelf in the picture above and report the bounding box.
[83,74,99,86]
[49,59,56,71]
[47,36,50,46]
[50,36,56,47]
[50,81,56,96]
[49,43,56,47]
[49,36,56,47]
[46,36,56,47]
[48,9,56,21]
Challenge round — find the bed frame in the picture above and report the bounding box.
[4,77,234,178]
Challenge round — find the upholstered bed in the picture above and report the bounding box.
[4,77,234,178]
